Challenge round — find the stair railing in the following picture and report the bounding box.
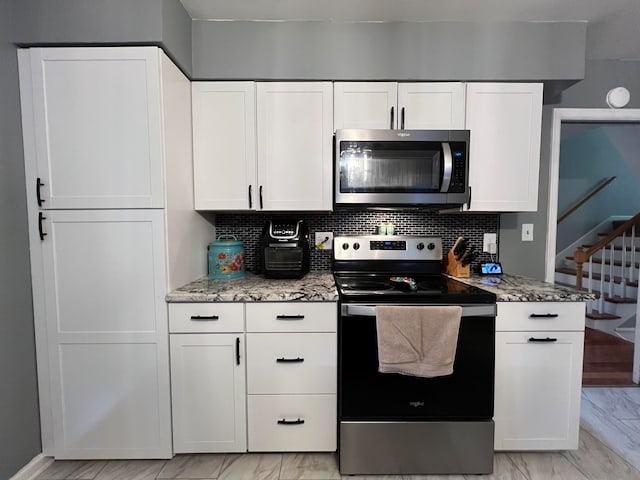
[573,212,640,293]
[557,176,616,224]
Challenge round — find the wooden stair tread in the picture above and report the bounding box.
[565,256,640,268]
[554,267,638,287]
[586,310,621,320]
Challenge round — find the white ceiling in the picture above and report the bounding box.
[180,0,640,60]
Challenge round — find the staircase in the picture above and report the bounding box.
[555,215,639,342]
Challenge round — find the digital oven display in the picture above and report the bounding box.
[369,240,407,251]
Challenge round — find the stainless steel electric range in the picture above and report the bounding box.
[333,235,497,476]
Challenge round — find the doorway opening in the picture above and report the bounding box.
[546,108,640,386]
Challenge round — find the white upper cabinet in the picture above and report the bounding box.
[192,82,257,210]
[334,82,465,130]
[334,82,398,129]
[464,83,543,212]
[397,83,466,129]
[256,82,334,211]
[25,47,164,209]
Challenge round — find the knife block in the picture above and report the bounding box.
[445,249,470,278]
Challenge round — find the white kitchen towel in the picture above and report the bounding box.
[375,305,462,378]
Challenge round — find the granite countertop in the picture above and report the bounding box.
[166,271,338,302]
[450,273,596,302]
[167,271,594,304]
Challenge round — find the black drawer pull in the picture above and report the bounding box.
[38,212,47,241]
[36,177,45,206]
[528,337,558,343]
[190,315,219,321]
[529,313,559,318]
[277,418,305,425]
[276,314,305,320]
[276,357,304,363]
[236,337,241,365]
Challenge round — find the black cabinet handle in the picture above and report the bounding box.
[276,314,305,320]
[248,185,253,209]
[528,337,558,343]
[276,357,304,363]
[277,418,305,425]
[36,177,45,206]
[235,337,240,365]
[401,107,405,129]
[190,315,219,321]
[529,313,559,318]
[390,106,395,129]
[259,185,263,209]
[38,212,47,240]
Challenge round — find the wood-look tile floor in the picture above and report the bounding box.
[38,387,640,480]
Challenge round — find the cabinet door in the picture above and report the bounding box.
[38,210,171,458]
[398,83,466,129]
[256,82,333,211]
[170,334,247,453]
[192,82,257,210]
[494,331,584,450]
[23,47,164,209]
[334,82,398,129]
[465,83,543,211]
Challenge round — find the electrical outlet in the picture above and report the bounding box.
[522,223,534,241]
[483,233,497,253]
[315,232,333,250]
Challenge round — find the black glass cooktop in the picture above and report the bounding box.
[334,273,495,304]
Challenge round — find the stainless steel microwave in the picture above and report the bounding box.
[334,129,470,208]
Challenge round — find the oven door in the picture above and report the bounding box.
[339,303,495,421]
[334,129,469,206]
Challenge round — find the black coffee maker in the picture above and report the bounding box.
[260,219,310,278]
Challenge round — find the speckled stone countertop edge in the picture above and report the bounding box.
[447,273,596,302]
[166,271,339,303]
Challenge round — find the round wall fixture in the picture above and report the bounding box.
[606,87,631,108]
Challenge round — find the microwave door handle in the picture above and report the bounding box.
[440,142,453,192]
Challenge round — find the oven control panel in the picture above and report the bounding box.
[334,236,442,261]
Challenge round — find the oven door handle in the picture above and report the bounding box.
[342,304,496,318]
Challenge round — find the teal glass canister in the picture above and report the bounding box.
[208,235,246,279]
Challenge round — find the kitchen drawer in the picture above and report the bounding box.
[169,303,244,333]
[247,394,337,452]
[247,333,337,394]
[496,302,585,332]
[246,302,337,333]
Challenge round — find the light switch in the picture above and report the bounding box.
[522,224,534,241]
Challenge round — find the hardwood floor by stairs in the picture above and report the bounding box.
[583,326,635,386]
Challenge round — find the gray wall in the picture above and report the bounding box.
[11,0,193,75]
[192,20,586,81]
[0,1,42,478]
[499,59,640,280]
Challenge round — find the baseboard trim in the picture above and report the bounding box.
[9,454,53,480]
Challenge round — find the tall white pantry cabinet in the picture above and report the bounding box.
[18,47,215,459]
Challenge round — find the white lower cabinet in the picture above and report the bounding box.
[245,302,337,452]
[169,301,337,453]
[494,302,585,451]
[169,304,247,453]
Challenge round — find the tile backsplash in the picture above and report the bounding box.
[214,210,499,273]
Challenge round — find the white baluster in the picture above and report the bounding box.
[621,231,627,298]
[631,225,637,284]
[599,247,605,313]
[609,243,615,298]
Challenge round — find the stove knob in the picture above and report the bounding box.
[416,242,425,251]
[427,242,436,250]
[342,243,349,250]
[353,242,360,250]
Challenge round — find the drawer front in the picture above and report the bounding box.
[497,302,585,332]
[169,303,244,333]
[246,302,337,332]
[247,333,337,394]
[247,394,337,452]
